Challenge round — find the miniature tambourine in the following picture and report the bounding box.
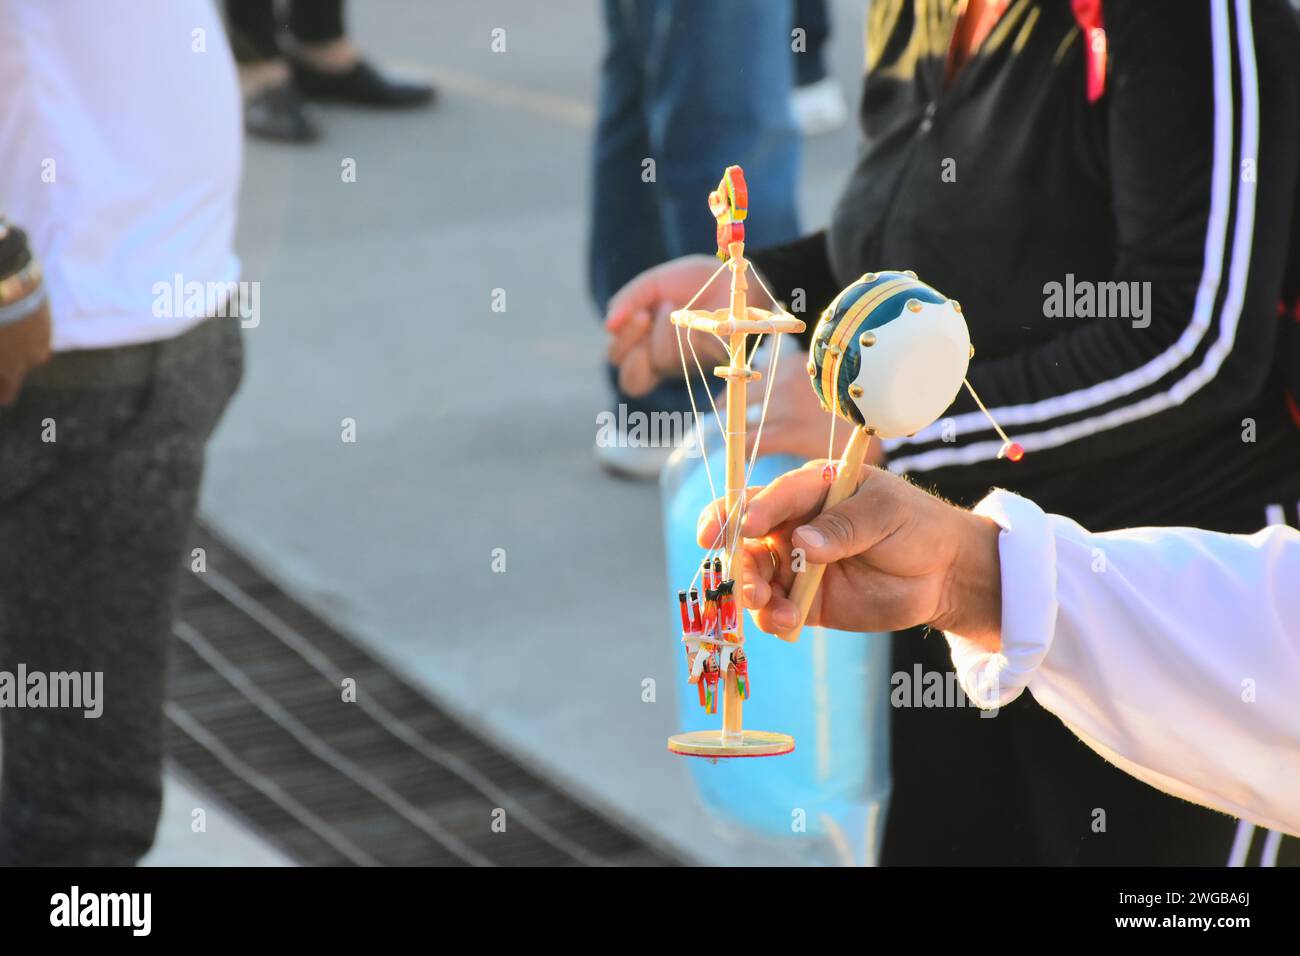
[809,270,970,438]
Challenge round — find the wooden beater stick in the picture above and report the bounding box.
[775,426,873,643]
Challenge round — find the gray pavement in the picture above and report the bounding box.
[157,0,870,866]
[143,772,294,867]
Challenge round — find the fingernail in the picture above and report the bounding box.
[741,584,757,604]
[775,606,798,630]
[795,525,825,549]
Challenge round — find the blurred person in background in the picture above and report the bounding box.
[791,0,849,135]
[608,0,1300,865]
[0,0,244,864]
[225,0,435,143]
[590,0,802,479]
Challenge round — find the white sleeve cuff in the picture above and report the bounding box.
[945,490,1059,709]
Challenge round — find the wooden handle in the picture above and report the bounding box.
[775,427,873,642]
[722,242,748,742]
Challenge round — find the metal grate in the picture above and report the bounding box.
[165,524,677,867]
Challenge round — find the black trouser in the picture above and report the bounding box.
[225,0,345,63]
[0,318,242,865]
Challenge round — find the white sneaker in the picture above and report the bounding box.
[594,439,676,482]
[792,77,849,136]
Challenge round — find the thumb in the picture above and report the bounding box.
[790,482,890,565]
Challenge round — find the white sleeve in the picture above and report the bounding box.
[946,490,1300,838]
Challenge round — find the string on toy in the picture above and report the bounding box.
[680,262,753,568]
[679,259,732,448]
[962,378,1024,461]
[686,327,727,435]
[727,323,784,572]
[738,263,804,491]
[826,409,838,467]
[746,265,845,478]
[690,488,745,594]
[673,259,731,539]
[686,351,784,582]
[675,253,799,591]
[676,275,759,594]
[675,322,724,532]
[746,264,786,323]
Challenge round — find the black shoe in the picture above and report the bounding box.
[243,81,320,143]
[291,58,435,108]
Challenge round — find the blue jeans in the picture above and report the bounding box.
[589,0,801,415]
[793,0,832,86]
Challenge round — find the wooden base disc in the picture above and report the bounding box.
[667,730,795,758]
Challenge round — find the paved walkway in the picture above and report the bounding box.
[143,774,294,867]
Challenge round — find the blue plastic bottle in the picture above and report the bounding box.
[659,423,891,865]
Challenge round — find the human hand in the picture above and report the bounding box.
[604,255,734,397]
[697,463,1002,649]
[0,297,52,406]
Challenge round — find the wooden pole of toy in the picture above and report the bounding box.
[776,425,874,643]
[720,239,748,743]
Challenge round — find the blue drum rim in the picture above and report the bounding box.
[811,272,948,426]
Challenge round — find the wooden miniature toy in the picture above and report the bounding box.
[666,166,804,759]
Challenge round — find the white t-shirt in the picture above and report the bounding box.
[0,0,242,351]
